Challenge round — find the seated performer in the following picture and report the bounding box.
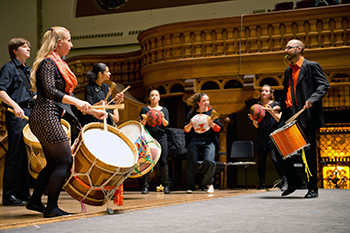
[184,93,223,194]
[85,63,123,126]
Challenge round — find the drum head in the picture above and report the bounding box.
[191,114,210,134]
[118,121,142,143]
[83,128,135,168]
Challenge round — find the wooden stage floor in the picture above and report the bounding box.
[0,188,264,231]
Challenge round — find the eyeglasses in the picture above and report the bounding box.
[285,46,298,50]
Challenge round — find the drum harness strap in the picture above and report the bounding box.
[64,137,130,214]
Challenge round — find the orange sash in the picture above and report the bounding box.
[46,51,77,95]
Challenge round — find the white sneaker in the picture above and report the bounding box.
[186,190,192,194]
[207,185,214,194]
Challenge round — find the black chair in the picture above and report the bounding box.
[226,141,257,190]
[295,0,316,9]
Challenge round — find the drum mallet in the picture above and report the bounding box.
[7,108,29,121]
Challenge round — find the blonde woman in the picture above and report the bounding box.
[26,27,107,218]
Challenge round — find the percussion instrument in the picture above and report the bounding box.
[22,119,71,179]
[250,104,266,123]
[146,109,162,127]
[117,120,161,178]
[270,120,309,159]
[191,109,220,134]
[64,122,137,206]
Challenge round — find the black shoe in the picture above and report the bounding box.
[141,187,149,194]
[2,195,27,206]
[26,201,46,213]
[164,186,170,194]
[304,190,318,198]
[257,185,266,190]
[43,209,72,218]
[282,179,303,196]
[281,177,288,192]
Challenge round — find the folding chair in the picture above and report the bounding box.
[226,141,257,190]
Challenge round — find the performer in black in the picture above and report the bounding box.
[0,38,35,206]
[273,39,330,198]
[184,93,223,194]
[85,63,123,126]
[249,84,287,191]
[139,89,171,194]
[26,26,106,217]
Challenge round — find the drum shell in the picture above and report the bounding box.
[22,119,71,179]
[117,120,161,178]
[65,123,137,206]
[270,121,308,159]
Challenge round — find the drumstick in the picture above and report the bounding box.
[104,82,116,102]
[90,104,125,110]
[107,85,131,105]
[285,108,306,125]
[7,108,29,121]
[103,102,107,131]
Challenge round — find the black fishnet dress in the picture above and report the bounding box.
[28,58,73,217]
[29,58,67,147]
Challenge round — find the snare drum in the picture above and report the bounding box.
[270,121,309,159]
[22,119,71,179]
[64,122,137,206]
[191,114,210,134]
[118,120,161,178]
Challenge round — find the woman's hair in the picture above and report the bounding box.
[86,63,107,83]
[186,93,209,111]
[260,84,275,102]
[30,26,69,90]
[8,38,30,60]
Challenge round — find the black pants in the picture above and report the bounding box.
[258,147,285,184]
[3,108,31,200]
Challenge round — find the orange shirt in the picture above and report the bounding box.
[285,56,304,108]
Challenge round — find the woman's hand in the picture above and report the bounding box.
[75,99,91,113]
[90,109,108,120]
[209,119,215,128]
[114,93,124,104]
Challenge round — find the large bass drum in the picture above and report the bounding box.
[64,122,137,206]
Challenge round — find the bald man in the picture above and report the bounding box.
[273,39,330,198]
